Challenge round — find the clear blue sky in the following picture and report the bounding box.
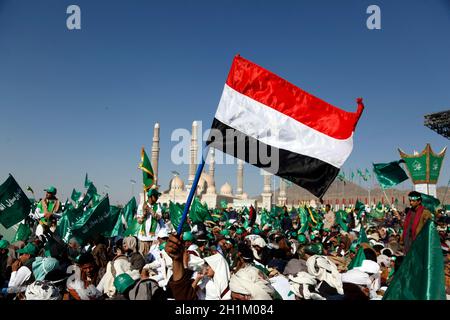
[0,0,449,204]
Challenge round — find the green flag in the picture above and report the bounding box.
[84,173,92,189]
[91,193,102,207]
[122,197,137,228]
[383,221,446,300]
[80,183,98,208]
[220,200,227,209]
[139,148,154,192]
[335,210,349,232]
[12,223,32,242]
[373,160,409,189]
[102,206,123,238]
[347,247,366,270]
[123,218,141,237]
[169,201,190,233]
[419,193,440,214]
[355,199,365,219]
[358,226,369,245]
[56,206,84,243]
[189,197,212,224]
[71,196,111,242]
[337,170,346,185]
[298,206,309,233]
[71,189,82,204]
[0,175,31,229]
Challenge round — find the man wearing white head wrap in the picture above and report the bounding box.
[251,237,267,263]
[201,253,231,300]
[354,259,381,298]
[123,236,137,253]
[306,255,344,295]
[25,280,60,300]
[341,269,371,287]
[288,272,325,300]
[229,265,274,300]
[342,259,381,299]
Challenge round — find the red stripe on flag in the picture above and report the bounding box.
[226,55,364,140]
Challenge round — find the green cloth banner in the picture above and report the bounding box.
[169,201,190,233]
[419,193,440,214]
[102,205,123,238]
[335,210,349,232]
[0,175,31,228]
[189,197,212,224]
[56,206,84,242]
[122,197,137,228]
[373,160,409,189]
[139,148,154,191]
[347,247,366,270]
[12,223,32,242]
[71,196,111,242]
[383,221,446,300]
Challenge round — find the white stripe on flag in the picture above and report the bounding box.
[214,84,354,168]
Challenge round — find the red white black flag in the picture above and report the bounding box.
[207,55,364,199]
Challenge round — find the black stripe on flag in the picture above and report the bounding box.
[207,118,339,198]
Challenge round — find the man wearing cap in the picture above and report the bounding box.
[397,191,433,254]
[35,186,61,220]
[33,187,61,240]
[136,188,163,256]
[5,243,38,297]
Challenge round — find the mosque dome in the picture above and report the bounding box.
[220,182,233,196]
[170,176,185,191]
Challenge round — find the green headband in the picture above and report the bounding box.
[409,196,421,201]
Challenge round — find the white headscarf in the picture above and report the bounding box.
[25,281,60,300]
[229,265,274,300]
[306,255,343,295]
[288,272,325,300]
[341,269,371,286]
[354,260,380,274]
[123,236,137,253]
[251,237,267,261]
[203,253,231,300]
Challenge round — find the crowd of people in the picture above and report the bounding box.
[0,187,448,300]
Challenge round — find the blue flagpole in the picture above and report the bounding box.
[176,149,208,235]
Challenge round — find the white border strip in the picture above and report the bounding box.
[214,84,353,168]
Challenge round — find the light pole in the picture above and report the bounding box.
[130,179,136,199]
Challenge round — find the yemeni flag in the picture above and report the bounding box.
[207,55,364,198]
[139,147,155,192]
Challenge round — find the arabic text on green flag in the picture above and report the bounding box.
[71,196,111,242]
[0,175,31,229]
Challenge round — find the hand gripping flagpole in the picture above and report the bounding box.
[176,147,208,236]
